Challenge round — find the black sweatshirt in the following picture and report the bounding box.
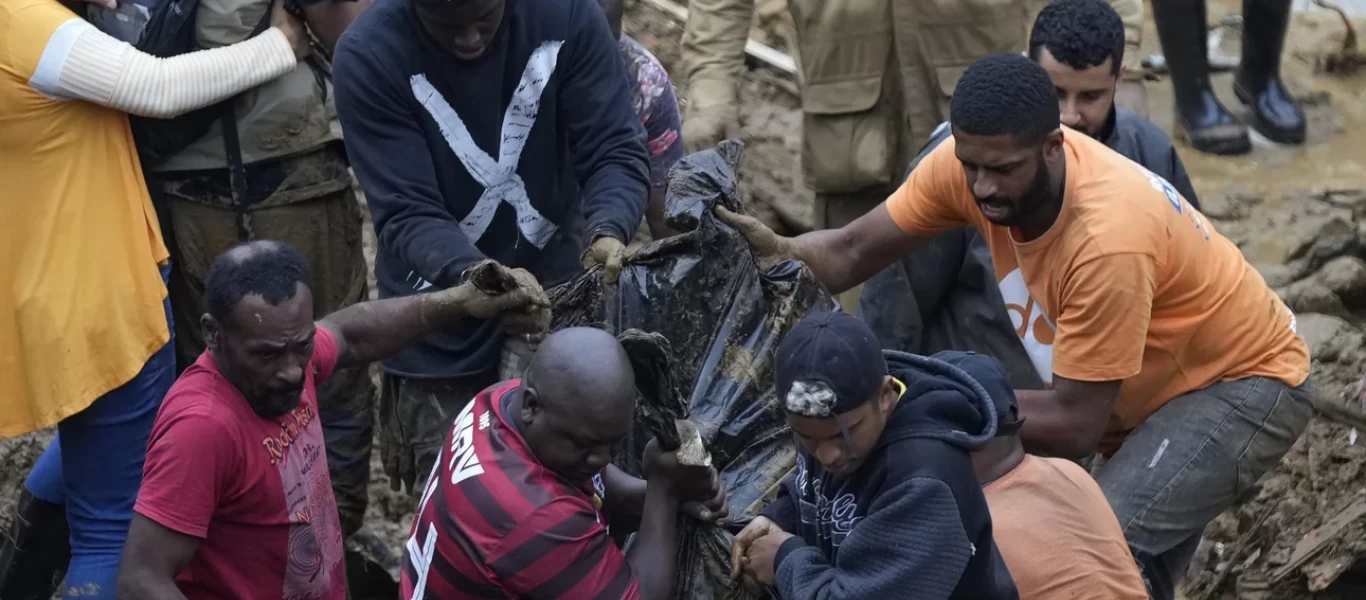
[333,0,649,378]
[762,351,1019,600]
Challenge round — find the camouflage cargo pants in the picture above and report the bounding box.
[151,144,375,537]
[379,343,533,496]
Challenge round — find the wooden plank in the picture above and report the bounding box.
[638,0,798,75]
[1269,496,1366,582]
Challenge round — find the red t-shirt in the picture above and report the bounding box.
[135,326,346,600]
[401,380,639,600]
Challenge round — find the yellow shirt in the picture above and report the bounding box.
[886,129,1309,453]
[0,0,170,436]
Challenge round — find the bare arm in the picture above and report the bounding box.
[319,267,547,370]
[1016,376,1122,458]
[601,464,647,533]
[719,204,929,294]
[627,478,682,600]
[301,0,371,54]
[115,514,199,600]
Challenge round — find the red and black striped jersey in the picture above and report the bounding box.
[400,379,639,600]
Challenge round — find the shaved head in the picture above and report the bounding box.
[515,327,638,481]
[527,327,636,416]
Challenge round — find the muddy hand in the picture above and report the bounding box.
[456,265,548,321]
[746,530,795,587]
[581,236,627,284]
[501,305,552,349]
[683,110,741,154]
[714,205,794,269]
[270,0,311,61]
[730,516,781,582]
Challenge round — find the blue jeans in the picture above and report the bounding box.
[1094,376,1314,600]
[25,266,175,600]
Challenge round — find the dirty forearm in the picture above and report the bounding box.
[785,230,862,294]
[679,0,755,113]
[321,291,470,368]
[626,480,682,600]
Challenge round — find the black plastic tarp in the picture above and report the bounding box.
[548,140,834,598]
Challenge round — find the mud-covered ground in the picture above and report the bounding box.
[7,0,1366,598]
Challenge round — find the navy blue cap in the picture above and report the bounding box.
[774,311,888,418]
[933,351,1023,436]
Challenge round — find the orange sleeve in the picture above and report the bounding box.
[884,139,974,237]
[1051,252,1154,383]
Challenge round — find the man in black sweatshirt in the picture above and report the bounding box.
[731,310,1019,599]
[332,0,650,495]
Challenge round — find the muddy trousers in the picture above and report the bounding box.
[153,146,375,536]
[379,372,499,496]
[1094,376,1314,599]
[16,267,176,600]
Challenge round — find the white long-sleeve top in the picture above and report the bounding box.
[28,16,297,118]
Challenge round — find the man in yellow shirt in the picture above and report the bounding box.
[719,54,1312,600]
[0,0,307,596]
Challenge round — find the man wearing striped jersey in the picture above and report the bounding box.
[402,327,727,600]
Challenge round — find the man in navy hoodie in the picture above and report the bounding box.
[332,0,650,495]
[731,310,1019,599]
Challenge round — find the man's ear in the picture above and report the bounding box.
[878,375,899,414]
[202,314,223,352]
[521,386,541,427]
[1043,128,1066,161]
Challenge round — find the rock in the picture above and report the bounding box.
[1255,263,1301,289]
[1289,234,1363,276]
[1278,280,1349,317]
[1296,313,1364,363]
[1320,189,1366,213]
[1315,256,1366,308]
[1200,190,1256,220]
[1240,201,1354,265]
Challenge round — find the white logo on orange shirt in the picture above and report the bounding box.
[998,268,1055,384]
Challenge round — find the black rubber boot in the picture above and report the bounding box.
[0,490,71,600]
[1234,0,1306,144]
[1152,0,1252,155]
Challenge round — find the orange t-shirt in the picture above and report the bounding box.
[985,455,1148,600]
[885,129,1308,451]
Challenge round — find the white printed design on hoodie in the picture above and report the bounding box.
[409,41,565,250]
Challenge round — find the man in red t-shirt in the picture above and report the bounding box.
[114,241,549,600]
[403,327,728,600]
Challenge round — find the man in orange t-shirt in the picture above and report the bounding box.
[718,53,1312,600]
[970,355,1147,600]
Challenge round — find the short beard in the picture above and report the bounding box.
[1014,152,1054,223]
[248,392,301,419]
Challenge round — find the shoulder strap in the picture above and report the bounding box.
[222,7,280,242]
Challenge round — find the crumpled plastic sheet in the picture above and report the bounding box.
[549,140,835,598]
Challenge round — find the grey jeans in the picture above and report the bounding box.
[1094,376,1313,600]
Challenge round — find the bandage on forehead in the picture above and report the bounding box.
[775,311,887,418]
